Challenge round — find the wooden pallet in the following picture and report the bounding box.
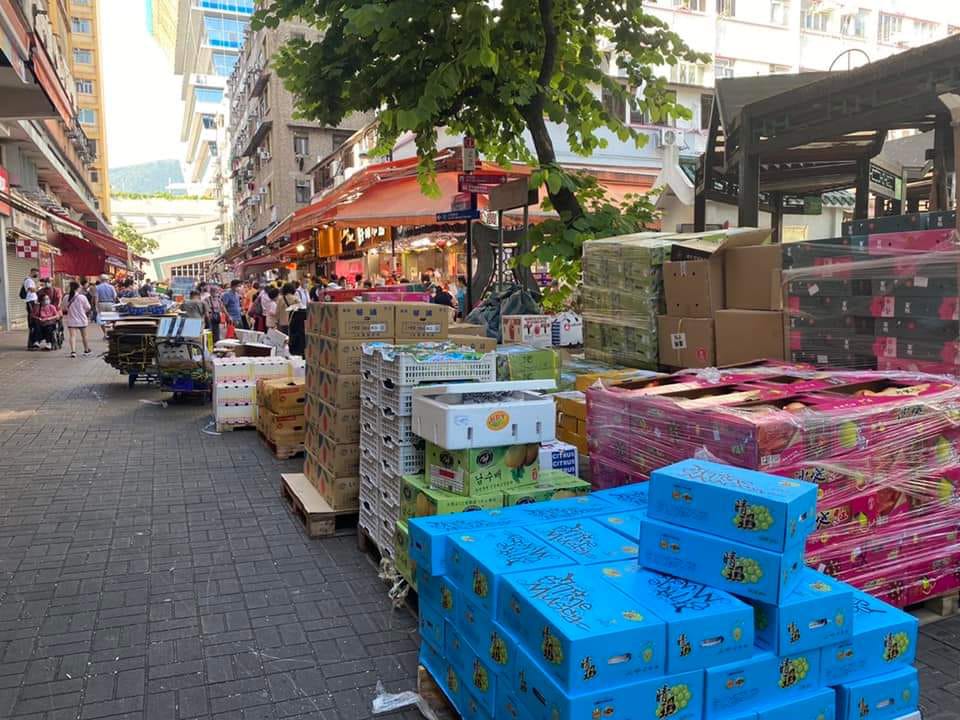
[907,591,959,626]
[279,473,358,538]
[417,665,459,720]
[259,431,305,460]
[215,422,256,433]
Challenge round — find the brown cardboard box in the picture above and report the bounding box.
[257,406,306,442]
[394,302,449,341]
[663,259,723,317]
[304,452,360,510]
[257,378,306,415]
[450,322,486,336]
[307,302,394,339]
[725,245,782,310]
[305,368,360,408]
[657,316,715,368]
[305,337,366,374]
[304,423,360,476]
[449,334,496,352]
[554,392,587,422]
[714,310,785,366]
[558,412,578,432]
[576,419,586,435]
[305,396,361,444]
[557,428,588,455]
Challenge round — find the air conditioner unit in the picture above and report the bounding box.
[658,128,686,149]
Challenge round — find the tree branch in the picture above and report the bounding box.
[537,0,558,88]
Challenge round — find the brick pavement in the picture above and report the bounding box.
[0,331,959,719]
[0,332,422,720]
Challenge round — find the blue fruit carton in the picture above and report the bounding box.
[649,459,817,551]
[819,588,918,686]
[513,641,704,720]
[497,565,666,692]
[419,601,445,652]
[510,494,616,523]
[752,568,853,656]
[419,635,444,677]
[446,528,574,616]
[594,509,647,542]
[420,640,467,711]
[461,689,494,720]
[640,518,804,604]
[417,567,459,621]
[704,649,819,719]
[445,621,497,714]
[594,562,754,673]
[756,687,835,720]
[591,483,649,509]
[409,510,519,576]
[495,681,534,720]
[452,593,517,677]
[526,518,640,565]
[836,666,918,720]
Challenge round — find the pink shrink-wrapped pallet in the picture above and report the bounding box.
[586,364,960,607]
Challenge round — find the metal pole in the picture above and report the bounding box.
[465,218,473,312]
[522,203,530,292]
[497,210,504,290]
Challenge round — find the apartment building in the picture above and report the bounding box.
[227,19,370,247]
[172,0,253,194]
[67,0,109,219]
[145,0,178,63]
[1,0,116,330]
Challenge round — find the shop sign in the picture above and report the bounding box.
[0,167,10,216]
[437,209,481,221]
[462,137,478,172]
[458,173,508,193]
[450,192,477,212]
[869,162,899,199]
[11,207,46,237]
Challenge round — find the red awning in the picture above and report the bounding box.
[51,214,129,265]
[54,232,105,277]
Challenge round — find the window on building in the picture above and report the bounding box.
[73,48,93,64]
[673,0,705,10]
[194,87,224,104]
[208,141,219,157]
[71,17,92,33]
[700,94,713,130]
[88,139,97,157]
[913,19,937,42]
[170,261,211,280]
[879,13,903,43]
[78,108,96,125]
[716,0,735,18]
[770,1,790,26]
[331,130,353,149]
[201,115,217,129]
[629,92,647,126]
[293,135,310,156]
[76,79,94,94]
[211,51,237,76]
[295,180,311,203]
[670,62,705,86]
[840,10,869,38]
[90,169,99,183]
[198,1,255,11]
[203,15,248,49]
[601,84,627,124]
[801,1,829,32]
[714,58,735,79]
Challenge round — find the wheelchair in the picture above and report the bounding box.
[35,319,64,350]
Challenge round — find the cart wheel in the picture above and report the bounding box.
[128,373,137,388]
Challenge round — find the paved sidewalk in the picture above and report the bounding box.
[0,332,421,720]
[0,331,959,719]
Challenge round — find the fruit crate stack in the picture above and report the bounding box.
[212,356,304,430]
[410,459,920,720]
[586,364,960,609]
[357,342,498,561]
[784,211,959,373]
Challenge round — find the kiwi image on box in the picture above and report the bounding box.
[401,473,503,519]
[426,442,540,496]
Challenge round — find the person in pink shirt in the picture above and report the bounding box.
[33,295,61,350]
[61,281,92,358]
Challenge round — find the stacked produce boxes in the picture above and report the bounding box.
[410,459,920,720]
[256,377,306,456]
[211,356,304,429]
[784,212,959,373]
[587,365,960,608]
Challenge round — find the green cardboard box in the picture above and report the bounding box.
[400,473,503,519]
[426,442,540,496]
[394,520,417,590]
[501,469,591,506]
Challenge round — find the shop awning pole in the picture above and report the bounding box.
[465,219,473,313]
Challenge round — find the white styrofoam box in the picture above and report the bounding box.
[502,314,552,348]
[213,358,253,384]
[214,403,257,426]
[288,357,305,379]
[213,357,301,383]
[251,358,295,380]
[538,440,579,476]
[213,382,256,406]
[551,312,583,347]
[380,439,424,477]
[264,328,289,350]
[412,380,557,449]
[236,329,265,345]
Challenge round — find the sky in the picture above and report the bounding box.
[101,0,184,169]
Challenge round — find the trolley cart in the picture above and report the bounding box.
[155,317,212,401]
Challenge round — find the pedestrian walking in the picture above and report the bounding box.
[95,274,117,338]
[61,281,92,358]
[21,267,39,349]
[223,279,245,330]
[263,287,280,330]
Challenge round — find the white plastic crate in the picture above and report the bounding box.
[360,397,381,436]
[377,469,402,509]
[213,382,256,406]
[358,481,379,535]
[412,380,556,449]
[359,422,379,453]
[380,381,415,417]
[380,411,418,447]
[359,446,381,482]
[378,347,496,386]
[380,439,424,477]
[360,377,381,405]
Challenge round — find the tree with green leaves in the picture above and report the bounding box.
[113,220,159,257]
[255,0,706,299]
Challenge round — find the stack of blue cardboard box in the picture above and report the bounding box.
[410,459,920,720]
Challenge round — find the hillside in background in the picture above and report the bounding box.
[109,159,184,194]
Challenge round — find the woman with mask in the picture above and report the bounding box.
[61,281,92,358]
[33,295,62,350]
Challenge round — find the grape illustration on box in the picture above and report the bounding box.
[541,626,563,664]
[655,683,692,718]
[472,659,489,692]
[777,656,810,688]
[488,631,508,666]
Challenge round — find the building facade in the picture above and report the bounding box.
[67,0,109,219]
[1,0,118,330]
[145,0,178,63]
[172,0,253,195]
[226,19,370,248]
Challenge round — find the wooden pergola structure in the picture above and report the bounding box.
[695,33,960,234]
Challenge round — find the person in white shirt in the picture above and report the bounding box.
[294,280,310,308]
[22,268,39,349]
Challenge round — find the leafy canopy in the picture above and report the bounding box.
[114,220,159,257]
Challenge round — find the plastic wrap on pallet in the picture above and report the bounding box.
[782,234,960,372]
[587,365,960,606]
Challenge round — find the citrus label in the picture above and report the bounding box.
[486,410,510,431]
